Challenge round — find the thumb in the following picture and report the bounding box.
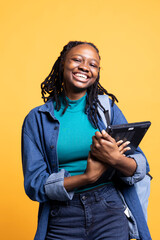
[88,151,92,161]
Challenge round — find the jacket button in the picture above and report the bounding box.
[50,145,54,149]
[54,126,58,130]
[82,196,87,201]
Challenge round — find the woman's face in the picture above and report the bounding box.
[63,44,100,99]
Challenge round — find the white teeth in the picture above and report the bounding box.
[75,73,87,79]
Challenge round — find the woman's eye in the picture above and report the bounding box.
[72,58,81,62]
[90,63,98,68]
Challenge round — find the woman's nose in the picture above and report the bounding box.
[78,64,89,72]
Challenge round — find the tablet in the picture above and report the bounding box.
[107,121,151,154]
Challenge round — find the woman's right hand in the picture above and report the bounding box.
[64,152,108,192]
[84,152,108,184]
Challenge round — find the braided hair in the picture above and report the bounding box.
[41,41,118,128]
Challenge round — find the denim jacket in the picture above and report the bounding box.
[21,97,151,240]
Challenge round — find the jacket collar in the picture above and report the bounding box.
[38,96,90,119]
[37,96,106,131]
[38,99,56,120]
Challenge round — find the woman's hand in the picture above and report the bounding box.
[116,140,131,155]
[90,130,123,165]
[64,152,108,192]
[90,130,137,176]
[84,152,108,184]
[91,131,130,157]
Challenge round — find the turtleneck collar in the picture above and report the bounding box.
[59,93,87,112]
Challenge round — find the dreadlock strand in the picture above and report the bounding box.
[62,93,69,115]
[86,81,99,129]
[98,82,118,105]
[92,82,99,129]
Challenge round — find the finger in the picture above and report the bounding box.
[118,141,130,151]
[120,147,131,154]
[92,137,101,149]
[90,144,93,151]
[95,131,102,140]
[101,130,115,143]
[117,140,123,147]
[123,141,130,146]
[88,151,95,161]
[87,152,92,163]
[99,137,114,148]
[90,144,98,158]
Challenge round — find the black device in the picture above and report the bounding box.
[104,110,151,154]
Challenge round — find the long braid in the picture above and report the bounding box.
[85,72,118,128]
[41,41,118,128]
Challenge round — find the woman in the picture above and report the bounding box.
[22,41,151,240]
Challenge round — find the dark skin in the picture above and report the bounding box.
[91,130,136,176]
[62,44,136,191]
[63,43,100,100]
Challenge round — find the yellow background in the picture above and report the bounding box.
[0,0,159,239]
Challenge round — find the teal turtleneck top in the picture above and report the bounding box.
[54,94,99,177]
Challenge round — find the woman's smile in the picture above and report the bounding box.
[63,44,100,99]
[72,72,89,82]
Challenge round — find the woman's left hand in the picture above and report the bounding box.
[90,130,130,166]
[116,140,131,155]
[90,130,137,176]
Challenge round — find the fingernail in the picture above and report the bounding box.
[102,130,107,135]
[126,141,130,145]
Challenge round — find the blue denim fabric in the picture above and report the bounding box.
[134,174,151,221]
[21,97,151,240]
[45,184,129,240]
[45,169,74,201]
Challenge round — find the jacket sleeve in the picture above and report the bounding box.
[21,115,74,203]
[110,101,148,185]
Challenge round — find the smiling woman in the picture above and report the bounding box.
[41,41,117,128]
[21,41,151,240]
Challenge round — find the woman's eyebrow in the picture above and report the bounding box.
[70,54,99,63]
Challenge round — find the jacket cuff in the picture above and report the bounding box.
[120,154,146,185]
[44,169,74,201]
